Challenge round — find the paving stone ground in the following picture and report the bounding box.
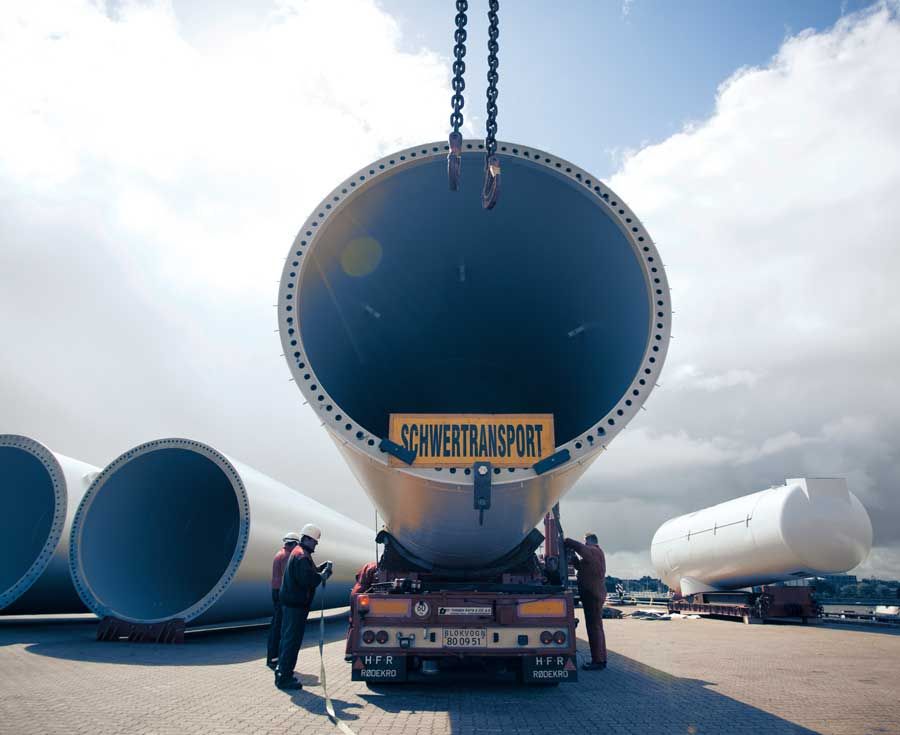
[1,610,898,735]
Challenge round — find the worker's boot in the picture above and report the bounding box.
[275,675,302,690]
[581,661,606,670]
[266,659,278,670]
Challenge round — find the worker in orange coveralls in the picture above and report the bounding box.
[564,533,607,670]
[345,561,378,658]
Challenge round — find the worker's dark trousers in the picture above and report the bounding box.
[267,591,282,663]
[276,604,309,681]
[581,590,608,663]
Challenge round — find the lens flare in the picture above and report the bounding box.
[340,237,382,277]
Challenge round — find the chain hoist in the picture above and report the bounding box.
[481,0,501,209]
[447,0,468,191]
[447,0,501,209]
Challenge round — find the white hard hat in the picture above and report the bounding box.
[283,531,300,543]
[300,523,322,541]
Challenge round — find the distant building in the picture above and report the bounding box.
[616,576,668,593]
[821,574,857,587]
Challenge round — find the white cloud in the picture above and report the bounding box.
[572,4,900,576]
[0,0,453,295]
[1,1,899,583]
[0,0,453,525]
[604,550,652,580]
[852,545,900,581]
[669,364,763,392]
[560,496,684,567]
[579,423,838,484]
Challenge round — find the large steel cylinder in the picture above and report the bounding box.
[1,434,97,613]
[278,141,671,567]
[69,438,374,625]
[650,478,873,594]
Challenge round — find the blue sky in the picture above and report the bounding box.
[170,0,875,178]
[2,0,898,578]
[379,0,873,177]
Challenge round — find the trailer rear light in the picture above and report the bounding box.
[368,598,412,617]
[362,630,375,644]
[553,630,566,644]
[358,594,370,610]
[517,599,566,618]
[375,630,389,644]
[540,631,553,644]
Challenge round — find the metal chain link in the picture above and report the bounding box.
[448,0,468,190]
[484,0,500,159]
[481,0,501,209]
[449,0,468,135]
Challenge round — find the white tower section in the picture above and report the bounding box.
[651,478,872,595]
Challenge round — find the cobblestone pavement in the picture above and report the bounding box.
[1,611,898,735]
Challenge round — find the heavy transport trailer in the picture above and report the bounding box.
[348,514,578,684]
[652,477,871,626]
[668,586,822,625]
[350,587,578,684]
[276,141,672,683]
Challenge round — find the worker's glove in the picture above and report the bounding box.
[319,561,334,582]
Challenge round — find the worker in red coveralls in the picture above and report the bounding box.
[345,561,378,658]
[564,533,607,670]
[266,531,300,669]
[275,524,333,690]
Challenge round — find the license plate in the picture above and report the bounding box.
[442,627,487,648]
[522,654,578,683]
[351,654,406,682]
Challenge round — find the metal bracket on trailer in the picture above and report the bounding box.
[473,461,492,525]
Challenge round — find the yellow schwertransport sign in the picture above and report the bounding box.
[388,414,555,468]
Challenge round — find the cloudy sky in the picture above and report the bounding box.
[2,0,898,579]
